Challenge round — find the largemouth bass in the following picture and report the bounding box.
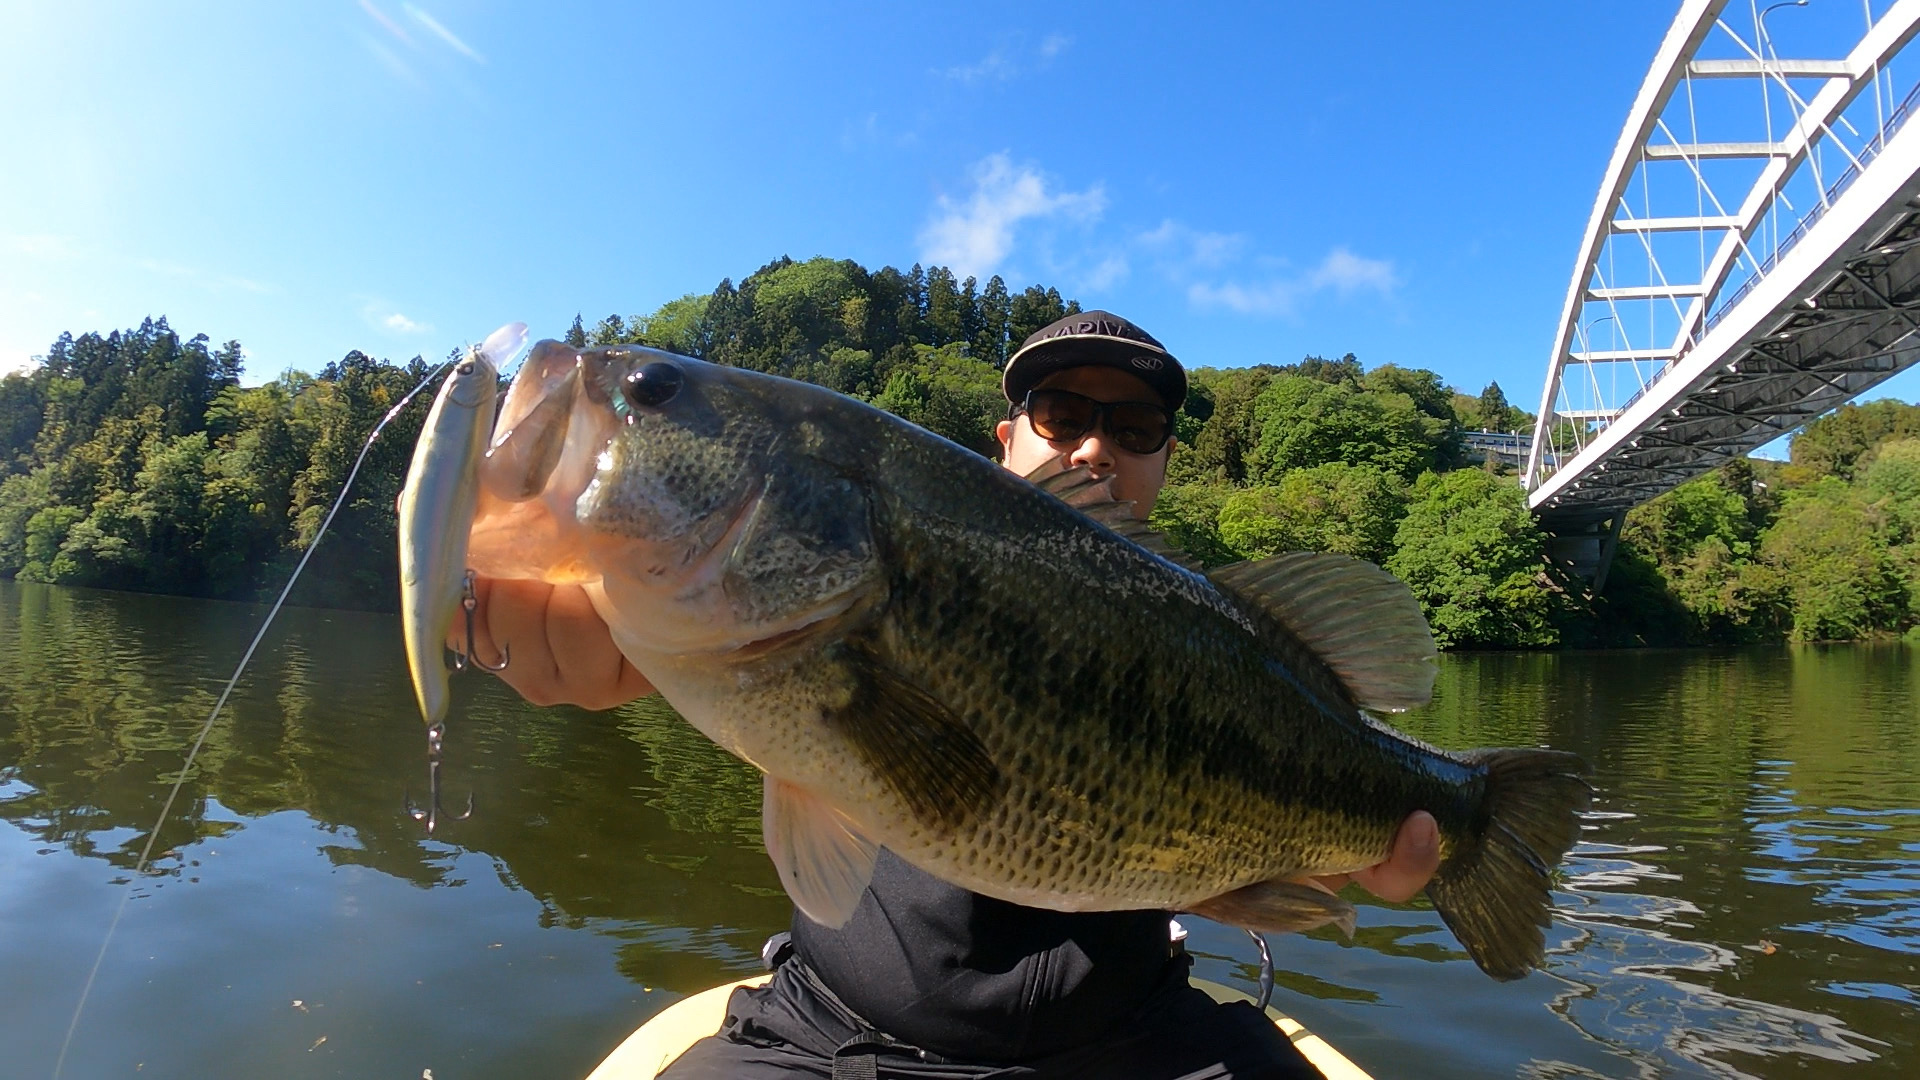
[459,341,1592,980]
[398,323,523,727]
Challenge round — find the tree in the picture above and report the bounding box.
[1386,469,1558,648]
[870,345,1004,457]
[1008,286,1076,346]
[972,275,1013,364]
[1478,382,1517,431]
[589,313,630,345]
[1623,472,1755,567]
[1148,482,1237,567]
[19,504,84,582]
[1743,478,1903,641]
[1167,367,1277,485]
[924,266,963,346]
[1215,463,1407,564]
[0,371,48,474]
[0,469,54,575]
[1290,353,1363,386]
[1790,399,1920,479]
[1248,375,1445,482]
[634,293,713,357]
[1859,438,1920,544]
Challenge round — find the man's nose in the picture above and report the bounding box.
[1068,431,1117,474]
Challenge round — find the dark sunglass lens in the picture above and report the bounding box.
[1109,404,1171,454]
[1027,391,1096,441]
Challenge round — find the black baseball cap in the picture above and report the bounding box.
[1002,310,1187,413]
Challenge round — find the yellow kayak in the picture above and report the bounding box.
[585,975,1373,1080]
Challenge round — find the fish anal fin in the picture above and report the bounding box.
[1188,877,1358,939]
[830,645,1006,834]
[1210,552,1437,713]
[1022,454,1205,573]
[762,776,878,929]
[1426,747,1593,980]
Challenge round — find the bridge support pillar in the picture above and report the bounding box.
[1545,510,1628,591]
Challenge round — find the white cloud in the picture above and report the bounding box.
[942,48,1016,84]
[1187,280,1301,315]
[383,311,431,334]
[840,111,918,150]
[939,33,1071,84]
[1189,247,1399,316]
[131,256,274,294]
[1078,254,1130,292]
[6,234,276,295]
[1138,219,1246,270]
[1310,246,1398,293]
[919,153,1106,280]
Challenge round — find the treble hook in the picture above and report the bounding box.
[404,722,473,835]
[450,569,510,672]
[1247,929,1275,1012]
[410,571,498,834]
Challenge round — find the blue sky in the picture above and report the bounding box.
[6,0,1917,439]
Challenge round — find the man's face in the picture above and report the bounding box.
[995,365,1175,519]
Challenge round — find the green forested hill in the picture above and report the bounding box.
[4,255,1920,649]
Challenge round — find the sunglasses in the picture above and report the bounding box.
[1016,388,1175,455]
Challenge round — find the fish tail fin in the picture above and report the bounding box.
[1426,748,1592,980]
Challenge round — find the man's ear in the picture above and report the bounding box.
[995,419,1015,455]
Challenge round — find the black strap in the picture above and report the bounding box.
[834,1028,933,1080]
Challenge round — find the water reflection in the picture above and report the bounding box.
[1399,648,1918,1078]
[1,583,1917,1078]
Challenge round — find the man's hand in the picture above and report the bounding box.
[454,576,655,710]
[1314,811,1441,903]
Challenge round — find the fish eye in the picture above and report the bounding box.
[623,362,684,410]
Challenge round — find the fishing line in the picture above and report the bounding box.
[53,358,458,1080]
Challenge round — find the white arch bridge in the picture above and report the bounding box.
[1526,0,1920,573]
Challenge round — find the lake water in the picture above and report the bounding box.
[1,580,1916,1079]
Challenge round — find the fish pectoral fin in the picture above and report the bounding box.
[1210,552,1438,713]
[762,777,878,929]
[828,645,1005,834]
[1187,877,1358,939]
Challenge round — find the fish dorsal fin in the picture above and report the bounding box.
[1210,552,1437,713]
[1022,455,1205,573]
[762,777,878,929]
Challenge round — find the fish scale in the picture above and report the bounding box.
[858,493,1441,908]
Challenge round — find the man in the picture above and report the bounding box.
[463,312,1440,1078]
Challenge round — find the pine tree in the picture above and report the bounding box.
[974,275,1012,364]
[924,266,963,346]
[1008,285,1070,346]
[1478,382,1514,431]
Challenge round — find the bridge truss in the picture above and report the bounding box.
[1528,0,1920,528]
